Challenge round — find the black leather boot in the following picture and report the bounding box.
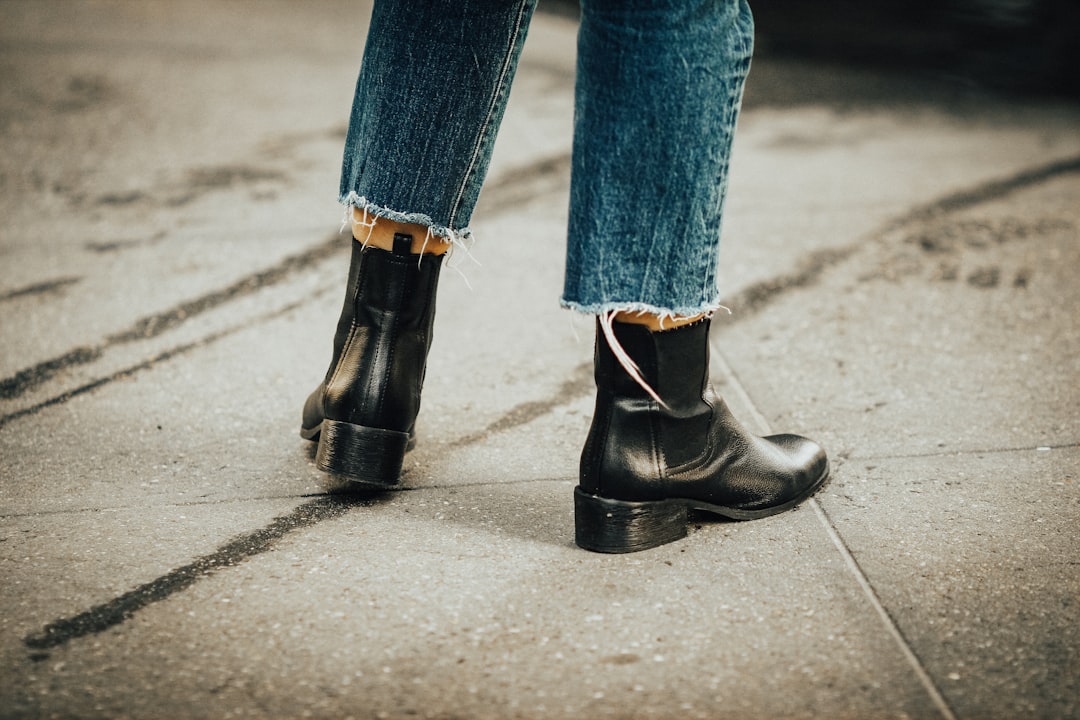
[301,233,442,486]
[575,318,829,553]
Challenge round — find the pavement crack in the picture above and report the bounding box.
[0,234,346,401]
[22,495,372,654]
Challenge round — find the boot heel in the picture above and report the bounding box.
[574,487,688,553]
[316,420,410,487]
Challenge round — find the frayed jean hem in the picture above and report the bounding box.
[559,298,731,321]
[340,192,474,246]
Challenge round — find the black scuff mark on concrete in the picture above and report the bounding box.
[257,126,349,161]
[0,233,347,401]
[5,153,1076,414]
[0,295,319,429]
[52,74,113,114]
[85,231,168,254]
[474,152,572,213]
[94,190,148,207]
[454,361,593,448]
[184,165,286,190]
[22,494,373,654]
[0,151,572,406]
[0,151,573,404]
[891,155,1080,226]
[0,346,104,403]
[718,154,1080,321]
[902,217,1073,254]
[0,276,82,303]
[89,163,291,211]
[720,246,858,321]
[106,236,342,344]
[966,266,1001,288]
[162,165,290,208]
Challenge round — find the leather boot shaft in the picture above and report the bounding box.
[581,319,716,500]
[304,236,442,438]
[330,237,439,433]
[300,234,443,486]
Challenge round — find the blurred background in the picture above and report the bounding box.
[546,0,1080,98]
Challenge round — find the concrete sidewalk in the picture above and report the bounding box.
[1,2,1077,718]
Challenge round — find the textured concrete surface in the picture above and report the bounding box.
[1,2,1078,719]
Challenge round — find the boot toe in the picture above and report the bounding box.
[768,432,829,493]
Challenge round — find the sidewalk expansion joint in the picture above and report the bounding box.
[711,342,960,720]
[848,441,1079,461]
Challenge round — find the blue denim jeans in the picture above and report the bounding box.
[340,0,754,317]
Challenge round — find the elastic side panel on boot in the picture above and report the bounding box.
[652,320,713,469]
[585,321,666,501]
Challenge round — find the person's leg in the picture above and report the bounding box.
[566,0,829,553]
[563,0,754,319]
[339,0,537,248]
[302,0,538,486]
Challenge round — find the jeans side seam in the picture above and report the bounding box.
[447,0,533,230]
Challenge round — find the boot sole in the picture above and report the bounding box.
[574,462,830,554]
[304,419,411,488]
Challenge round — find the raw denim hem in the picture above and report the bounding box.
[340,192,475,246]
[559,298,731,322]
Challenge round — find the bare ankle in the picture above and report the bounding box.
[351,209,452,255]
[611,311,706,332]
